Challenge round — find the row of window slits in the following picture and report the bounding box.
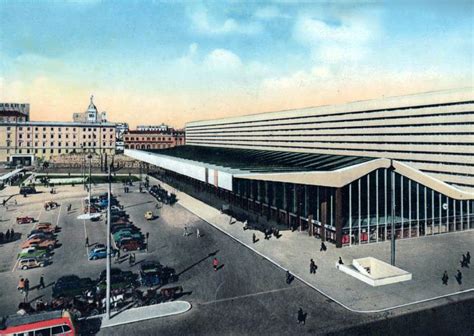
[186,101,474,129]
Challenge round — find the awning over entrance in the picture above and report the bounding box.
[125,146,474,200]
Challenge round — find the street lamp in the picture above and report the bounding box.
[390,160,396,266]
[105,162,112,320]
[87,153,92,219]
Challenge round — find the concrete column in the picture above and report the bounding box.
[320,188,328,241]
[335,188,343,248]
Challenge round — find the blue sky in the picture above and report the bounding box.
[0,1,472,127]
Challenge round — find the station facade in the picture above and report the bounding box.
[126,88,474,247]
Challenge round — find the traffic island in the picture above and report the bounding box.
[337,257,412,286]
[100,301,192,329]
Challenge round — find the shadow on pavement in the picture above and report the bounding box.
[177,250,219,276]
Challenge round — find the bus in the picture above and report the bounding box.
[0,310,75,336]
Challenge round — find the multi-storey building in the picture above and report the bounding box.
[0,122,116,165]
[0,103,30,122]
[124,129,185,150]
[0,97,116,165]
[126,88,474,248]
[136,123,169,132]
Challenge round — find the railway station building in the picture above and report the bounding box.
[126,88,474,247]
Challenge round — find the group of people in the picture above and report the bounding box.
[442,251,470,285]
[0,228,15,242]
[18,277,45,301]
[264,227,280,240]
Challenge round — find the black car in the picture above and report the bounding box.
[52,275,95,298]
[139,261,178,287]
[111,225,140,235]
[20,186,36,195]
[97,268,138,291]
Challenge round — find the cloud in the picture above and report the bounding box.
[254,6,290,20]
[188,6,262,35]
[204,49,242,70]
[293,11,379,65]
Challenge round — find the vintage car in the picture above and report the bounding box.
[118,238,145,252]
[44,201,59,210]
[16,216,35,224]
[17,246,51,259]
[139,261,178,287]
[21,237,56,250]
[18,256,49,270]
[34,222,59,233]
[144,211,155,220]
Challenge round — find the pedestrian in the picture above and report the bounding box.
[442,271,449,285]
[455,270,462,285]
[286,271,292,284]
[461,254,468,268]
[14,199,17,206]
[24,278,30,293]
[467,251,471,265]
[0,231,3,242]
[10,228,14,240]
[85,236,89,248]
[132,253,136,263]
[338,257,344,265]
[310,259,317,274]
[183,225,188,237]
[212,257,219,272]
[39,275,45,289]
[297,307,305,325]
[2,199,6,206]
[5,229,10,242]
[196,228,201,238]
[67,204,72,212]
[320,242,327,252]
[17,278,25,293]
[252,233,257,244]
[129,254,133,266]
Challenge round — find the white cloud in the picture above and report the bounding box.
[204,49,242,70]
[254,6,290,20]
[189,6,262,35]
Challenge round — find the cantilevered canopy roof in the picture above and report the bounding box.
[144,145,376,174]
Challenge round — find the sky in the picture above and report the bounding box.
[0,0,473,128]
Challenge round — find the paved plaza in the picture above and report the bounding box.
[148,176,474,313]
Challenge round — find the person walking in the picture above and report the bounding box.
[10,228,14,240]
[183,225,188,237]
[85,236,89,248]
[338,257,344,265]
[442,271,449,285]
[467,251,471,265]
[297,307,305,325]
[39,275,45,290]
[129,254,134,266]
[196,228,201,238]
[24,278,30,295]
[320,242,327,252]
[212,257,219,272]
[310,259,317,274]
[17,278,25,293]
[461,254,468,268]
[455,270,463,285]
[252,233,257,244]
[286,271,292,284]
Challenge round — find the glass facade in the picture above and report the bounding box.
[233,168,473,247]
[341,169,474,246]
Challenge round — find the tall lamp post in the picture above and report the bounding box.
[390,160,396,266]
[105,161,112,320]
[88,153,92,219]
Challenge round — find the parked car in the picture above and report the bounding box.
[21,237,56,250]
[144,211,155,220]
[88,246,116,260]
[111,217,131,225]
[114,231,143,244]
[44,201,59,210]
[34,223,59,233]
[139,261,178,287]
[118,238,145,252]
[96,268,138,291]
[52,275,95,298]
[17,247,51,259]
[20,186,36,195]
[16,216,35,224]
[27,231,56,240]
[18,256,49,270]
[111,224,138,234]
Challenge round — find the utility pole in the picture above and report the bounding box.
[390,162,396,266]
[105,163,112,320]
[88,153,92,219]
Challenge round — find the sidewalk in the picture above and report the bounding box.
[150,176,474,313]
[100,301,192,328]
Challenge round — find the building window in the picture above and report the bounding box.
[43,127,46,131]
[19,134,22,139]
[19,127,23,131]
[43,134,46,139]
[35,127,38,131]
[35,134,38,139]
[7,126,10,131]
[58,134,62,139]
[51,127,54,131]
